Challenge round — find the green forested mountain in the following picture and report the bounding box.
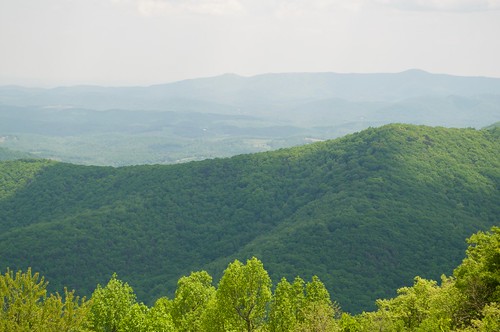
[1,226,499,331]
[0,124,498,313]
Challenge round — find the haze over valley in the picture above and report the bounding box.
[1,1,499,330]
[1,70,500,165]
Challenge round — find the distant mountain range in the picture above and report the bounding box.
[0,70,500,166]
[1,124,498,313]
[1,70,499,165]
[2,69,500,111]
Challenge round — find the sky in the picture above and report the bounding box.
[1,0,500,87]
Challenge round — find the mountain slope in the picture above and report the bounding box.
[0,146,35,161]
[0,124,498,313]
[223,125,500,310]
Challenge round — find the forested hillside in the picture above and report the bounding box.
[0,124,498,313]
[2,226,499,331]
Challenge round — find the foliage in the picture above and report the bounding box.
[298,276,340,331]
[471,303,500,332]
[215,257,272,331]
[171,271,215,331]
[0,268,88,331]
[453,227,500,327]
[268,275,341,332]
[357,226,500,332]
[269,277,305,332]
[87,274,136,332]
[1,229,500,331]
[0,124,498,313]
[0,158,52,200]
[373,276,460,331]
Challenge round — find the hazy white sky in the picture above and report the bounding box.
[1,0,500,87]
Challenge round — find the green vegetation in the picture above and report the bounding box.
[0,124,498,313]
[0,146,35,161]
[0,268,88,331]
[1,226,499,331]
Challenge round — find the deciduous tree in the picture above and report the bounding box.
[87,273,136,332]
[171,271,215,331]
[216,257,272,331]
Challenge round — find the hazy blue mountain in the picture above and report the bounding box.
[1,70,499,165]
[3,70,500,110]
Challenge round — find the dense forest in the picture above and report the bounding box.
[0,124,498,314]
[1,226,499,331]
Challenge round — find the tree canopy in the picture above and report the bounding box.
[1,226,499,331]
[0,124,498,313]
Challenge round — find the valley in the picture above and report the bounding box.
[1,70,500,166]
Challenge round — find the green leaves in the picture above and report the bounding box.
[373,276,456,331]
[171,271,215,332]
[269,276,339,332]
[0,268,48,331]
[81,258,338,331]
[216,257,272,332]
[0,268,88,331]
[2,227,499,332]
[88,274,136,332]
[345,226,500,331]
[0,124,498,314]
[269,277,302,332]
[453,226,500,325]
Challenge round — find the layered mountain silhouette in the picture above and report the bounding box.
[1,70,500,165]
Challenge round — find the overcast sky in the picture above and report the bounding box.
[1,0,500,87]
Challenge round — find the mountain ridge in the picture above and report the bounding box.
[3,70,500,109]
[0,124,498,313]
[1,70,499,166]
